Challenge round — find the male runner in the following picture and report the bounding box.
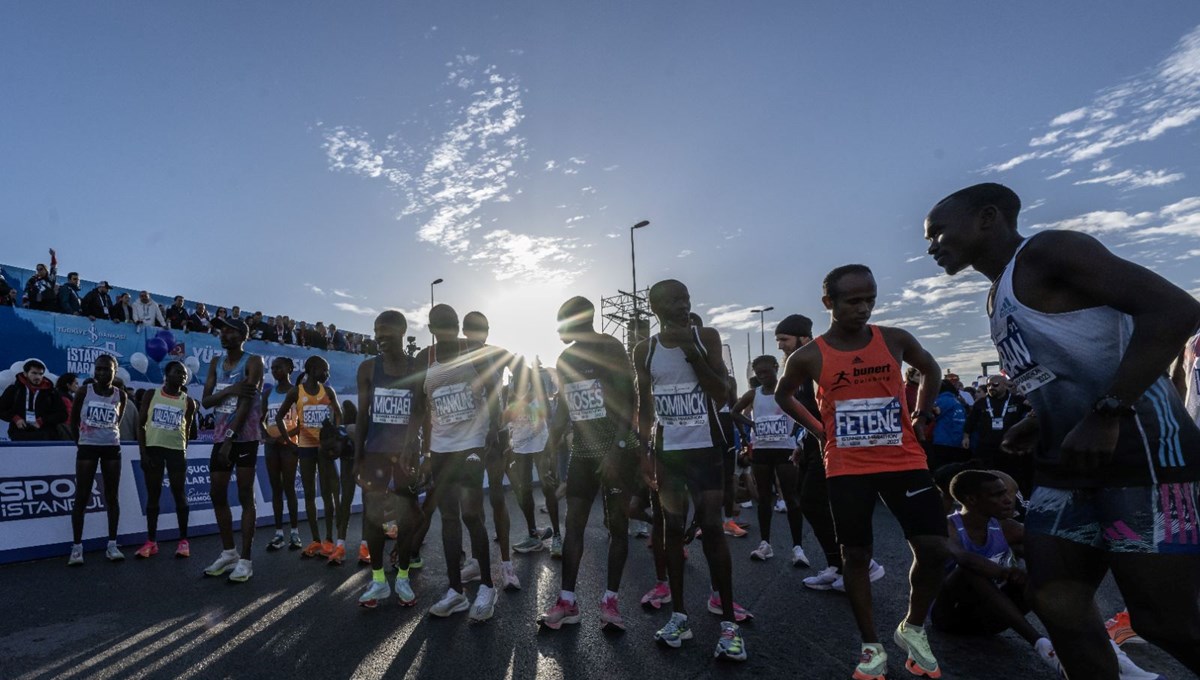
[201,318,264,583]
[407,304,503,621]
[538,297,638,630]
[925,182,1200,677]
[776,265,947,679]
[635,280,746,661]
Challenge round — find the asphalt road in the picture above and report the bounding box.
[0,492,1189,680]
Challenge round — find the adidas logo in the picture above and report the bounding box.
[852,356,864,364]
[466,453,482,462]
[997,299,1017,316]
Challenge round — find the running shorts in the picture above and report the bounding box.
[1025,483,1200,555]
[826,468,947,547]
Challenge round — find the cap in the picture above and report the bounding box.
[212,317,249,336]
[775,314,813,338]
[98,281,110,288]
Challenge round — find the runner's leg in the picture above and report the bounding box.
[536,452,561,536]
[801,444,841,570]
[752,463,775,542]
[695,487,734,620]
[1025,533,1115,678]
[281,447,299,530]
[774,462,805,547]
[463,454,494,588]
[512,454,537,536]
[211,469,236,550]
[337,455,355,541]
[265,443,284,531]
[486,453,511,563]
[143,452,166,542]
[236,460,256,558]
[165,451,189,539]
[1111,552,1200,672]
[300,457,321,542]
[71,458,100,543]
[318,457,337,540]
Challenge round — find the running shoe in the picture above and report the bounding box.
[302,541,323,558]
[204,549,240,577]
[288,532,303,550]
[105,543,125,562]
[538,598,581,630]
[894,621,941,678]
[328,545,346,566]
[320,540,335,557]
[706,594,754,622]
[633,521,650,539]
[750,541,774,561]
[135,541,159,559]
[383,520,398,539]
[832,560,886,592]
[1034,638,1063,675]
[469,585,497,622]
[358,543,371,565]
[774,499,786,514]
[409,554,424,570]
[549,536,563,558]
[599,595,625,631]
[461,557,482,583]
[499,562,521,591]
[227,559,253,583]
[267,533,285,551]
[68,544,84,566]
[791,545,810,568]
[714,621,747,661]
[1106,610,1145,646]
[395,577,416,607]
[739,500,753,509]
[359,580,391,608]
[854,643,888,680]
[723,520,748,537]
[175,539,190,558]
[804,566,840,591]
[512,535,544,553]
[429,589,469,617]
[1110,639,1165,679]
[654,612,693,648]
[640,582,672,609]
[536,526,554,541]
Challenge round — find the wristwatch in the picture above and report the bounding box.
[224,428,237,440]
[1092,395,1134,418]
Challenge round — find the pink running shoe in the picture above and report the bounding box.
[538,598,581,630]
[707,594,754,622]
[599,596,626,630]
[640,582,672,609]
[175,539,190,558]
[135,541,159,559]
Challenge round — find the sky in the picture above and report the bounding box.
[3,2,1199,384]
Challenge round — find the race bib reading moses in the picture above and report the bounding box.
[372,388,413,426]
[432,383,477,425]
[833,397,903,448]
[754,416,793,446]
[653,382,708,428]
[150,404,184,431]
[302,404,331,429]
[565,380,606,422]
[83,402,119,429]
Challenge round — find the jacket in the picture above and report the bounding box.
[0,374,68,438]
[131,300,166,327]
[81,288,114,319]
[58,284,82,315]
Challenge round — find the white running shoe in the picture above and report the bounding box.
[1035,638,1063,674]
[204,549,240,577]
[1113,639,1166,679]
[105,543,125,562]
[68,544,84,566]
[359,581,391,608]
[832,560,885,591]
[750,541,774,561]
[460,557,482,583]
[773,499,786,513]
[803,566,840,590]
[429,589,469,617]
[469,585,497,622]
[791,545,810,568]
[499,563,521,591]
[227,559,253,583]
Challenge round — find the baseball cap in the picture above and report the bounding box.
[212,317,249,336]
[98,280,110,288]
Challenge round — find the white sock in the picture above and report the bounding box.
[560,590,576,604]
[502,560,512,569]
[73,543,83,550]
[1034,637,1053,654]
[602,590,618,602]
[290,528,300,535]
[107,540,117,549]
[336,539,345,548]
[360,540,367,547]
[274,529,284,537]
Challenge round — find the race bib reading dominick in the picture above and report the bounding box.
[214,383,237,414]
[833,397,903,448]
[432,382,477,425]
[302,404,331,429]
[565,380,606,422]
[150,404,184,431]
[83,402,119,428]
[372,388,413,426]
[652,382,708,428]
[754,416,793,445]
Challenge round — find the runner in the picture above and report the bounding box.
[135,360,197,559]
[67,354,127,565]
[201,317,263,583]
[355,310,421,608]
[262,357,302,551]
[634,280,746,661]
[276,356,342,563]
[731,355,807,566]
[925,182,1200,677]
[538,296,637,631]
[407,304,502,621]
[775,264,947,679]
[506,361,560,558]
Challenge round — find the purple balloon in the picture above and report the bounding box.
[146,337,169,362]
[155,330,177,351]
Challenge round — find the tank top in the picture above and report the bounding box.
[144,388,189,450]
[814,326,927,477]
[646,329,721,451]
[990,235,1200,487]
[508,398,549,454]
[296,383,333,448]
[752,386,797,450]
[948,512,1013,582]
[365,357,415,455]
[213,352,263,443]
[424,340,489,453]
[264,384,298,443]
[1184,333,1200,427]
[78,384,122,446]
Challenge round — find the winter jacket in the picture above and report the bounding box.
[0,374,68,440]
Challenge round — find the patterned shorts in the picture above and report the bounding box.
[1025,483,1200,555]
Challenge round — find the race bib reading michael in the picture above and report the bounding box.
[833,397,903,448]
[754,416,793,446]
[432,383,477,425]
[83,402,119,429]
[653,383,708,428]
[372,388,413,426]
[150,404,184,431]
[565,380,606,422]
[302,405,331,429]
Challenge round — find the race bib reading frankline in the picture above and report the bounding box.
[214,383,237,414]
[565,380,606,422]
[150,404,184,431]
[652,382,708,428]
[833,397,903,448]
[83,402,119,428]
[754,416,793,445]
[431,382,477,425]
[302,404,331,429]
[372,388,413,425]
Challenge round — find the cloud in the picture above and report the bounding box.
[1046,168,1072,180]
[1073,168,1185,189]
[332,289,354,299]
[568,157,586,165]
[1051,107,1089,126]
[704,304,768,332]
[603,164,620,172]
[333,302,378,315]
[984,152,1040,173]
[1030,209,1156,235]
[467,229,583,282]
[677,249,693,258]
[544,160,557,171]
[304,283,326,296]
[898,274,991,306]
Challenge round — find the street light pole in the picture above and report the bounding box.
[630,220,650,345]
[430,278,443,343]
[750,306,774,356]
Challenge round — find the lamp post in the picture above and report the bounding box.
[630,220,650,345]
[430,278,443,343]
[750,306,774,356]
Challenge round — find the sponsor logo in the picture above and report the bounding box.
[905,486,933,498]
[0,475,107,521]
[131,458,241,514]
[852,364,890,377]
[60,324,128,343]
[66,343,125,375]
[851,356,864,364]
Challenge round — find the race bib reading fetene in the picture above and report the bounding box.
[833,397,903,448]
[565,380,606,422]
[653,382,708,428]
[432,382,477,425]
[372,388,413,425]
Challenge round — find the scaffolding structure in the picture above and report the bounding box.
[601,288,656,353]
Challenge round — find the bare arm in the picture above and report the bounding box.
[887,328,940,415]
[731,388,756,429]
[633,340,654,448]
[136,390,153,451]
[354,360,372,460]
[775,346,825,438]
[325,387,341,427]
[276,387,299,435]
[226,356,264,435]
[69,386,86,441]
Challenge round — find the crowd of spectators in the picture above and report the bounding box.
[0,250,378,355]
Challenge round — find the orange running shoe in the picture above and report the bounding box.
[723,520,748,538]
[321,540,335,557]
[358,542,371,565]
[1106,610,1145,646]
[302,541,323,558]
[328,544,346,565]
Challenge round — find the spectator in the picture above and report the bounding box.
[946,372,976,407]
[309,322,329,350]
[930,378,971,471]
[249,311,268,340]
[230,305,242,320]
[131,290,166,327]
[330,324,347,351]
[963,376,1034,499]
[81,280,115,320]
[24,250,59,312]
[0,269,12,306]
[165,295,189,330]
[361,335,378,355]
[58,272,83,315]
[112,377,140,441]
[56,372,79,421]
[189,302,212,333]
[261,316,279,343]
[0,359,68,441]
[273,316,290,344]
[295,320,309,347]
[111,291,134,323]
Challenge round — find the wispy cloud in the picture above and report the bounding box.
[467,230,581,282]
[704,304,768,332]
[1030,209,1156,235]
[333,302,378,316]
[304,283,326,296]
[677,249,693,258]
[1073,168,1185,189]
[1029,196,1200,241]
[332,289,355,299]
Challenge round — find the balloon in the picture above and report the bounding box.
[146,338,169,362]
[0,370,14,391]
[184,356,201,376]
[9,360,24,373]
[155,330,177,351]
[130,352,150,374]
[116,367,131,385]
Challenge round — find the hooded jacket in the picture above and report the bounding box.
[0,374,68,437]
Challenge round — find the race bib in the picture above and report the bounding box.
[83,401,119,428]
[214,383,237,414]
[150,404,184,431]
[565,380,606,422]
[652,382,708,428]
[431,382,477,425]
[833,397,903,448]
[991,417,1005,431]
[372,388,413,425]
[754,415,793,445]
[302,404,331,429]
[266,406,280,423]
[994,315,1057,395]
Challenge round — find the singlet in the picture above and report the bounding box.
[77,384,122,447]
[752,386,798,450]
[814,326,927,477]
[264,384,297,443]
[508,398,549,455]
[947,512,1013,582]
[646,329,723,452]
[559,334,631,459]
[296,383,333,448]
[424,340,489,453]
[365,357,415,455]
[1184,333,1200,427]
[990,235,1200,487]
[144,388,189,450]
[213,352,263,443]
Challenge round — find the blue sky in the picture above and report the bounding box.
[3,2,1199,383]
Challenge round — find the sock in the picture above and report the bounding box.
[73,543,82,550]
[290,528,300,536]
[502,560,512,569]
[274,529,284,538]
[372,569,386,584]
[560,590,576,604]
[337,539,345,548]
[657,579,668,586]
[602,590,618,602]
[360,540,367,547]
[107,540,117,549]
[397,568,409,580]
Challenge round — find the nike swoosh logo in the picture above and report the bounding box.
[905,486,933,498]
